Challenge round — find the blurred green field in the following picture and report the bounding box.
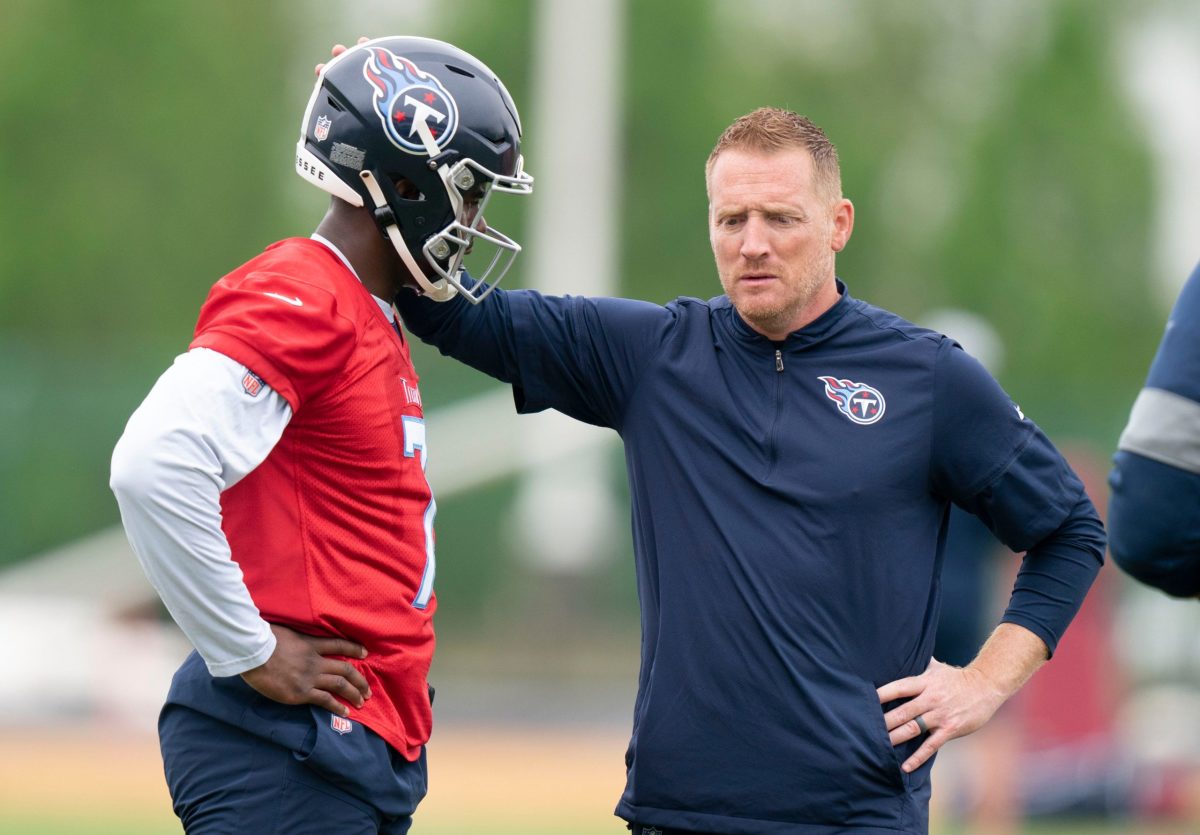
[4,724,1195,835]
[2,724,1196,835]
[0,724,628,835]
[2,814,1198,835]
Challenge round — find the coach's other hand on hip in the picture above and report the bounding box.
[877,622,1048,773]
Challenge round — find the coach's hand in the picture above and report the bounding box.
[241,624,372,718]
[876,623,1047,773]
[314,36,369,75]
[875,658,1004,774]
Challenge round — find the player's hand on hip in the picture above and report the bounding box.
[241,623,372,718]
[314,36,370,75]
[875,657,1005,773]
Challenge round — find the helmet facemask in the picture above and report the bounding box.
[419,155,533,303]
[295,36,534,304]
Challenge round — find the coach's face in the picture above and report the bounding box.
[708,147,853,340]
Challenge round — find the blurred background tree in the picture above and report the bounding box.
[6,5,1200,832]
[0,1,300,563]
[0,0,1176,625]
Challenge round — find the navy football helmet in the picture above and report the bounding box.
[296,36,533,302]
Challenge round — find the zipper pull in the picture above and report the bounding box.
[775,349,784,372]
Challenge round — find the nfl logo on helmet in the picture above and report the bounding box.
[314,115,332,142]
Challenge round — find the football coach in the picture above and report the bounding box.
[396,106,1104,833]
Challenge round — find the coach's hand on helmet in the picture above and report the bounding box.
[241,623,372,717]
[315,36,370,75]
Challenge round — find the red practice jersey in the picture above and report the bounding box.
[191,237,435,760]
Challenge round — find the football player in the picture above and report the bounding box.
[111,36,531,833]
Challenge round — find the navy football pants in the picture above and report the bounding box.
[159,655,427,835]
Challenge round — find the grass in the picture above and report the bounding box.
[0,818,175,835]
[0,815,1196,835]
[1,726,1195,835]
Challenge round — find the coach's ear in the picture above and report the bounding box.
[831,198,854,253]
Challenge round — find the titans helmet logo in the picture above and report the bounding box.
[362,47,459,156]
[818,376,886,425]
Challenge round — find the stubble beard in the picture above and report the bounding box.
[727,253,834,338]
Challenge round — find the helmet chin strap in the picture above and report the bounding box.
[359,170,457,302]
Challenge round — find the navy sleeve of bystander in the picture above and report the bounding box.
[1109,261,1200,597]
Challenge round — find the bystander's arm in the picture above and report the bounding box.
[1109,452,1200,597]
[1108,261,1200,598]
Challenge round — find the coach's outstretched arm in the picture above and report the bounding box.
[397,277,672,429]
[1109,261,1200,598]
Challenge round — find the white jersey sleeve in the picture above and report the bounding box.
[110,347,292,676]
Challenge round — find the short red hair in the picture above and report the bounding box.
[706,107,842,200]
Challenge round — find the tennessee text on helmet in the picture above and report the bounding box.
[295,36,533,303]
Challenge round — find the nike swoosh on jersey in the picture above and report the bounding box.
[263,292,303,307]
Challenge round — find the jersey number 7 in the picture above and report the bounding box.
[402,416,437,610]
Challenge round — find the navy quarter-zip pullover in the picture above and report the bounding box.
[398,280,1104,834]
